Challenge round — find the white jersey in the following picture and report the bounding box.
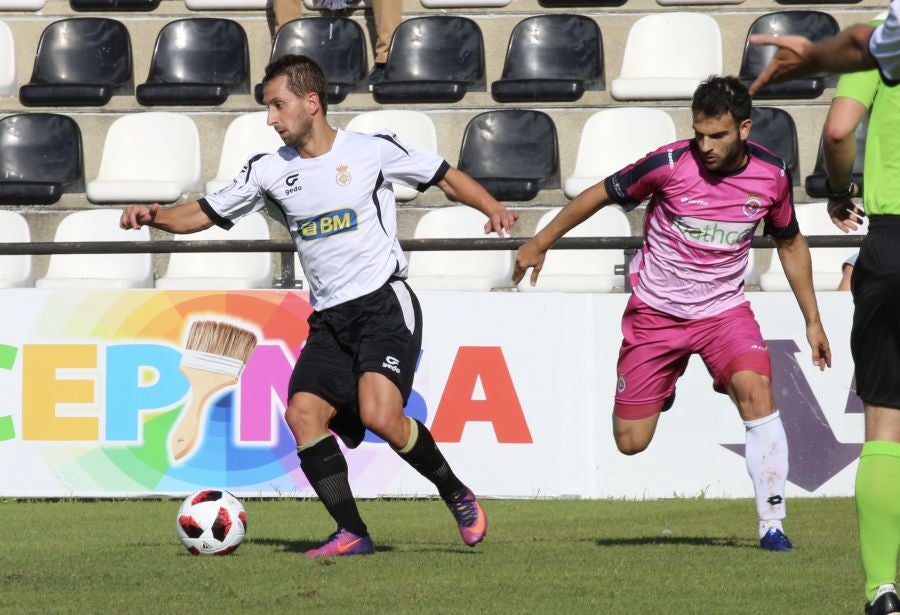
[870,0,900,85]
[201,128,449,310]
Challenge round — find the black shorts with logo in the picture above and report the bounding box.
[851,215,900,409]
[288,277,422,417]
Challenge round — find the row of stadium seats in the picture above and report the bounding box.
[0,11,852,106]
[0,203,866,291]
[0,107,865,206]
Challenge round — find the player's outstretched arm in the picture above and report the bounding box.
[748,26,876,95]
[774,233,832,371]
[436,167,518,236]
[512,180,614,287]
[120,201,216,234]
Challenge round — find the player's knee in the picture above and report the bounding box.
[359,409,406,446]
[735,383,773,419]
[614,431,651,455]
[285,394,333,436]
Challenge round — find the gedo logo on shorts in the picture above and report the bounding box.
[671,215,754,249]
[297,209,358,240]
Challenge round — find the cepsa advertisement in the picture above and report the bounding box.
[0,290,862,499]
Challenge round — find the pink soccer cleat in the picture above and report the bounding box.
[445,489,488,547]
[303,529,375,558]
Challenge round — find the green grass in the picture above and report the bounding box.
[0,497,872,613]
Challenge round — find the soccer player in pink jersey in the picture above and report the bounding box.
[514,76,832,551]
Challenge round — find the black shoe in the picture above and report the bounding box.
[329,409,366,449]
[368,64,386,90]
[866,587,900,615]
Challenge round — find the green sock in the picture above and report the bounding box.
[856,440,900,602]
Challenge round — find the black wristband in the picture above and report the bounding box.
[825,179,855,200]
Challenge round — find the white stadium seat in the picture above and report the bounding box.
[421,0,509,6]
[185,0,266,8]
[518,206,632,293]
[565,108,677,199]
[0,0,45,9]
[206,112,284,194]
[0,211,32,288]
[611,13,722,101]
[156,212,273,289]
[36,210,153,289]
[406,206,513,291]
[759,202,867,291]
[87,112,203,204]
[345,110,439,203]
[0,21,15,97]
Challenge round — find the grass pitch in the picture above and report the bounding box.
[0,497,870,613]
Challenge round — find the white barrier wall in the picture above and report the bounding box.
[0,290,861,498]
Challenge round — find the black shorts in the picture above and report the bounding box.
[288,277,422,413]
[851,215,900,409]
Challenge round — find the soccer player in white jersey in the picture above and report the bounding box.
[121,54,518,557]
[513,76,832,551]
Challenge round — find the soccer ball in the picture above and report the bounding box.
[176,489,247,556]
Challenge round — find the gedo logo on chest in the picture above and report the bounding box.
[297,208,358,240]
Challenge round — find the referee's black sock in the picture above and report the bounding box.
[394,418,467,499]
[297,435,368,538]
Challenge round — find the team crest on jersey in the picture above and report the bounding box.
[616,374,627,394]
[743,194,762,218]
[335,164,351,186]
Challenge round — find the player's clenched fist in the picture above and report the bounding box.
[120,203,160,230]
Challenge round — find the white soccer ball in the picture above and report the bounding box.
[176,489,247,556]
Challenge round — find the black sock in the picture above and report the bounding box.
[297,435,368,537]
[394,419,466,499]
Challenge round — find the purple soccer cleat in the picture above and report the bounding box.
[445,489,488,547]
[303,528,375,558]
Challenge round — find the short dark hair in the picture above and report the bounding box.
[691,76,751,123]
[262,54,328,114]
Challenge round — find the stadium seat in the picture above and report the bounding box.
[457,109,559,202]
[518,206,632,293]
[759,202,867,291]
[303,0,367,7]
[749,107,800,186]
[538,0,625,6]
[739,11,839,99]
[69,0,159,10]
[156,212,273,289]
[805,114,868,199]
[36,209,153,289]
[345,110,438,202]
[657,0,743,6]
[0,113,85,205]
[0,211,33,288]
[775,0,861,6]
[86,112,202,204]
[491,14,604,103]
[19,18,133,107]
[0,20,15,96]
[0,0,45,9]
[206,112,284,194]
[254,17,366,105]
[185,0,265,8]
[373,16,485,104]
[421,0,510,7]
[406,206,514,291]
[564,108,676,199]
[610,13,722,101]
[136,18,250,106]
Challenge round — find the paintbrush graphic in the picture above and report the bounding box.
[169,320,257,462]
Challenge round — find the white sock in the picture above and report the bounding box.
[744,411,789,539]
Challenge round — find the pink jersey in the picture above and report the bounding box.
[604,139,798,319]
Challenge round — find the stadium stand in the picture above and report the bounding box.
[610,12,722,100]
[69,0,159,10]
[372,15,485,104]
[739,11,840,99]
[805,113,868,199]
[749,106,800,186]
[345,109,438,202]
[156,212,273,289]
[0,211,33,288]
[136,18,250,106]
[206,112,284,194]
[0,20,14,96]
[35,209,153,289]
[517,205,631,293]
[457,109,560,202]
[759,202,868,291]
[0,113,85,205]
[19,18,133,107]
[86,112,202,204]
[564,107,677,199]
[253,17,367,105]
[491,14,604,103]
[406,205,514,291]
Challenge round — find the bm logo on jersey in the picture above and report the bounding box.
[297,209,358,240]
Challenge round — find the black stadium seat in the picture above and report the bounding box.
[19,18,133,107]
[136,18,250,106]
[69,0,159,10]
[740,11,839,99]
[750,107,800,186]
[254,17,367,105]
[457,110,560,202]
[0,113,85,205]
[373,16,485,104]
[492,14,604,103]
[805,114,869,199]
